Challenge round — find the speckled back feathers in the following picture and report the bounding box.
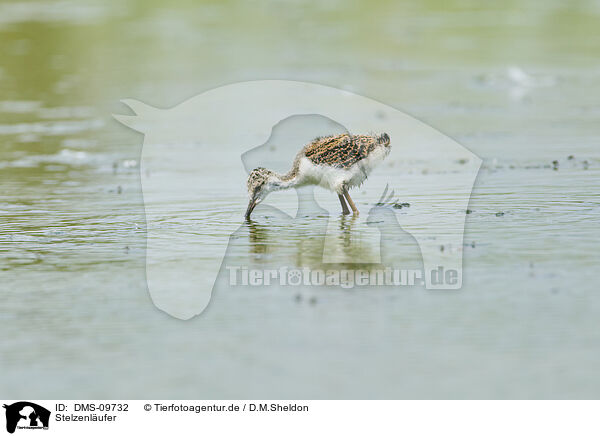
[302,133,390,169]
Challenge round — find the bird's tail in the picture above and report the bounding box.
[377,133,390,146]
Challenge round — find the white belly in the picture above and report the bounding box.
[297,146,389,193]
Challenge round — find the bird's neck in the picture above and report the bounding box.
[271,166,300,190]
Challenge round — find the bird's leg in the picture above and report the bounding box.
[342,187,359,215]
[338,194,350,215]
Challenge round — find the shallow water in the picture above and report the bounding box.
[1,0,600,398]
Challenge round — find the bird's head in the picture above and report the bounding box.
[245,167,280,219]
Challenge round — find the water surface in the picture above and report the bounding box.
[1,0,599,398]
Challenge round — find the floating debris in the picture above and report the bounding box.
[117,185,122,194]
[583,160,589,170]
[466,209,473,214]
[552,160,559,170]
[457,158,468,165]
[567,155,574,160]
[496,212,505,217]
[309,296,317,305]
[294,293,302,303]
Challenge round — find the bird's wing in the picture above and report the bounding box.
[303,134,381,169]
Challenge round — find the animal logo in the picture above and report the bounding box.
[114,80,481,319]
[3,402,50,434]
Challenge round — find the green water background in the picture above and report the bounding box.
[1,0,599,397]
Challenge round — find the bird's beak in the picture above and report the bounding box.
[245,198,258,219]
